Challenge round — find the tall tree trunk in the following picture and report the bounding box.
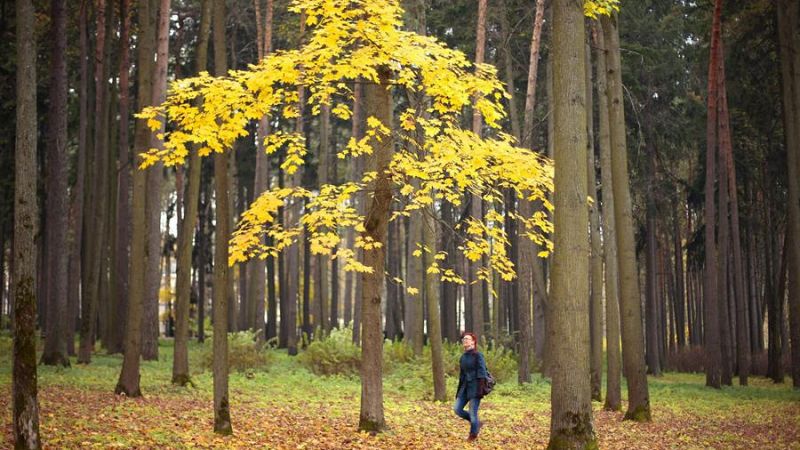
[78,0,110,365]
[525,0,549,367]
[703,0,722,389]
[13,0,42,445]
[406,199,423,354]
[716,78,733,387]
[212,0,233,434]
[68,0,91,356]
[173,0,211,386]
[469,0,487,338]
[424,204,447,401]
[248,0,273,341]
[108,0,133,356]
[282,14,304,355]
[777,0,800,389]
[586,38,603,402]
[602,13,651,420]
[142,0,170,361]
[715,42,750,384]
[594,23,621,412]
[547,1,596,447]
[672,200,686,349]
[645,134,661,376]
[116,0,155,398]
[358,68,392,433]
[41,0,70,367]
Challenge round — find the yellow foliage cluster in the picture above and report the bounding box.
[135,0,620,284]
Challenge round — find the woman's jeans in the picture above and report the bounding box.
[453,390,481,435]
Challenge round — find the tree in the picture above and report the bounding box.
[78,0,109,365]
[546,0,596,448]
[601,11,651,421]
[211,0,233,434]
[13,0,42,445]
[173,0,212,387]
[140,0,553,434]
[593,22,621,411]
[703,0,723,389]
[109,0,133,356]
[40,0,70,367]
[777,0,800,389]
[115,0,156,397]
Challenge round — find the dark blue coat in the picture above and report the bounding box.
[456,350,488,400]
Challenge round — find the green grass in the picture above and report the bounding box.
[1,334,798,449]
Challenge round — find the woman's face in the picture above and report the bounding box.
[462,335,475,351]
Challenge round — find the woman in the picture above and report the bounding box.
[454,331,488,442]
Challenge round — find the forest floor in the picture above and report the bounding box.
[1,337,799,449]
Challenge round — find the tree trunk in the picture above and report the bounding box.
[602,13,651,420]
[777,0,800,389]
[517,0,547,382]
[142,0,170,361]
[586,38,603,402]
[173,0,211,386]
[645,134,661,376]
[716,74,733,387]
[425,206,447,401]
[40,0,70,367]
[211,0,233,434]
[703,0,722,389]
[13,0,42,445]
[469,0,487,338]
[547,1,596,447]
[67,0,91,356]
[672,201,686,349]
[78,0,110,365]
[116,0,155,398]
[358,68,392,433]
[406,198,423,354]
[594,23,621,412]
[108,0,132,356]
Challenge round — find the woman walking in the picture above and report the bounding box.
[454,332,488,442]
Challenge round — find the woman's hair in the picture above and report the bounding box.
[461,331,478,346]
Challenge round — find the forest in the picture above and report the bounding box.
[2,0,800,448]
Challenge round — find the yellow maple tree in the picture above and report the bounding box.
[137,0,614,284]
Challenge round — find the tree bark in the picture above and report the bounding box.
[547,1,596,447]
[212,0,233,434]
[469,0,487,338]
[586,38,603,402]
[703,0,722,389]
[594,23,621,412]
[67,0,91,356]
[173,0,211,386]
[78,0,110,365]
[602,13,651,420]
[645,133,661,376]
[142,0,171,361]
[777,0,800,389]
[40,0,70,367]
[108,0,133,356]
[358,68,392,433]
[116,0,155,398]
[13,0,42,445]
[425,206,447,401]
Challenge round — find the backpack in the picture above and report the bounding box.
[474,353,496,396]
